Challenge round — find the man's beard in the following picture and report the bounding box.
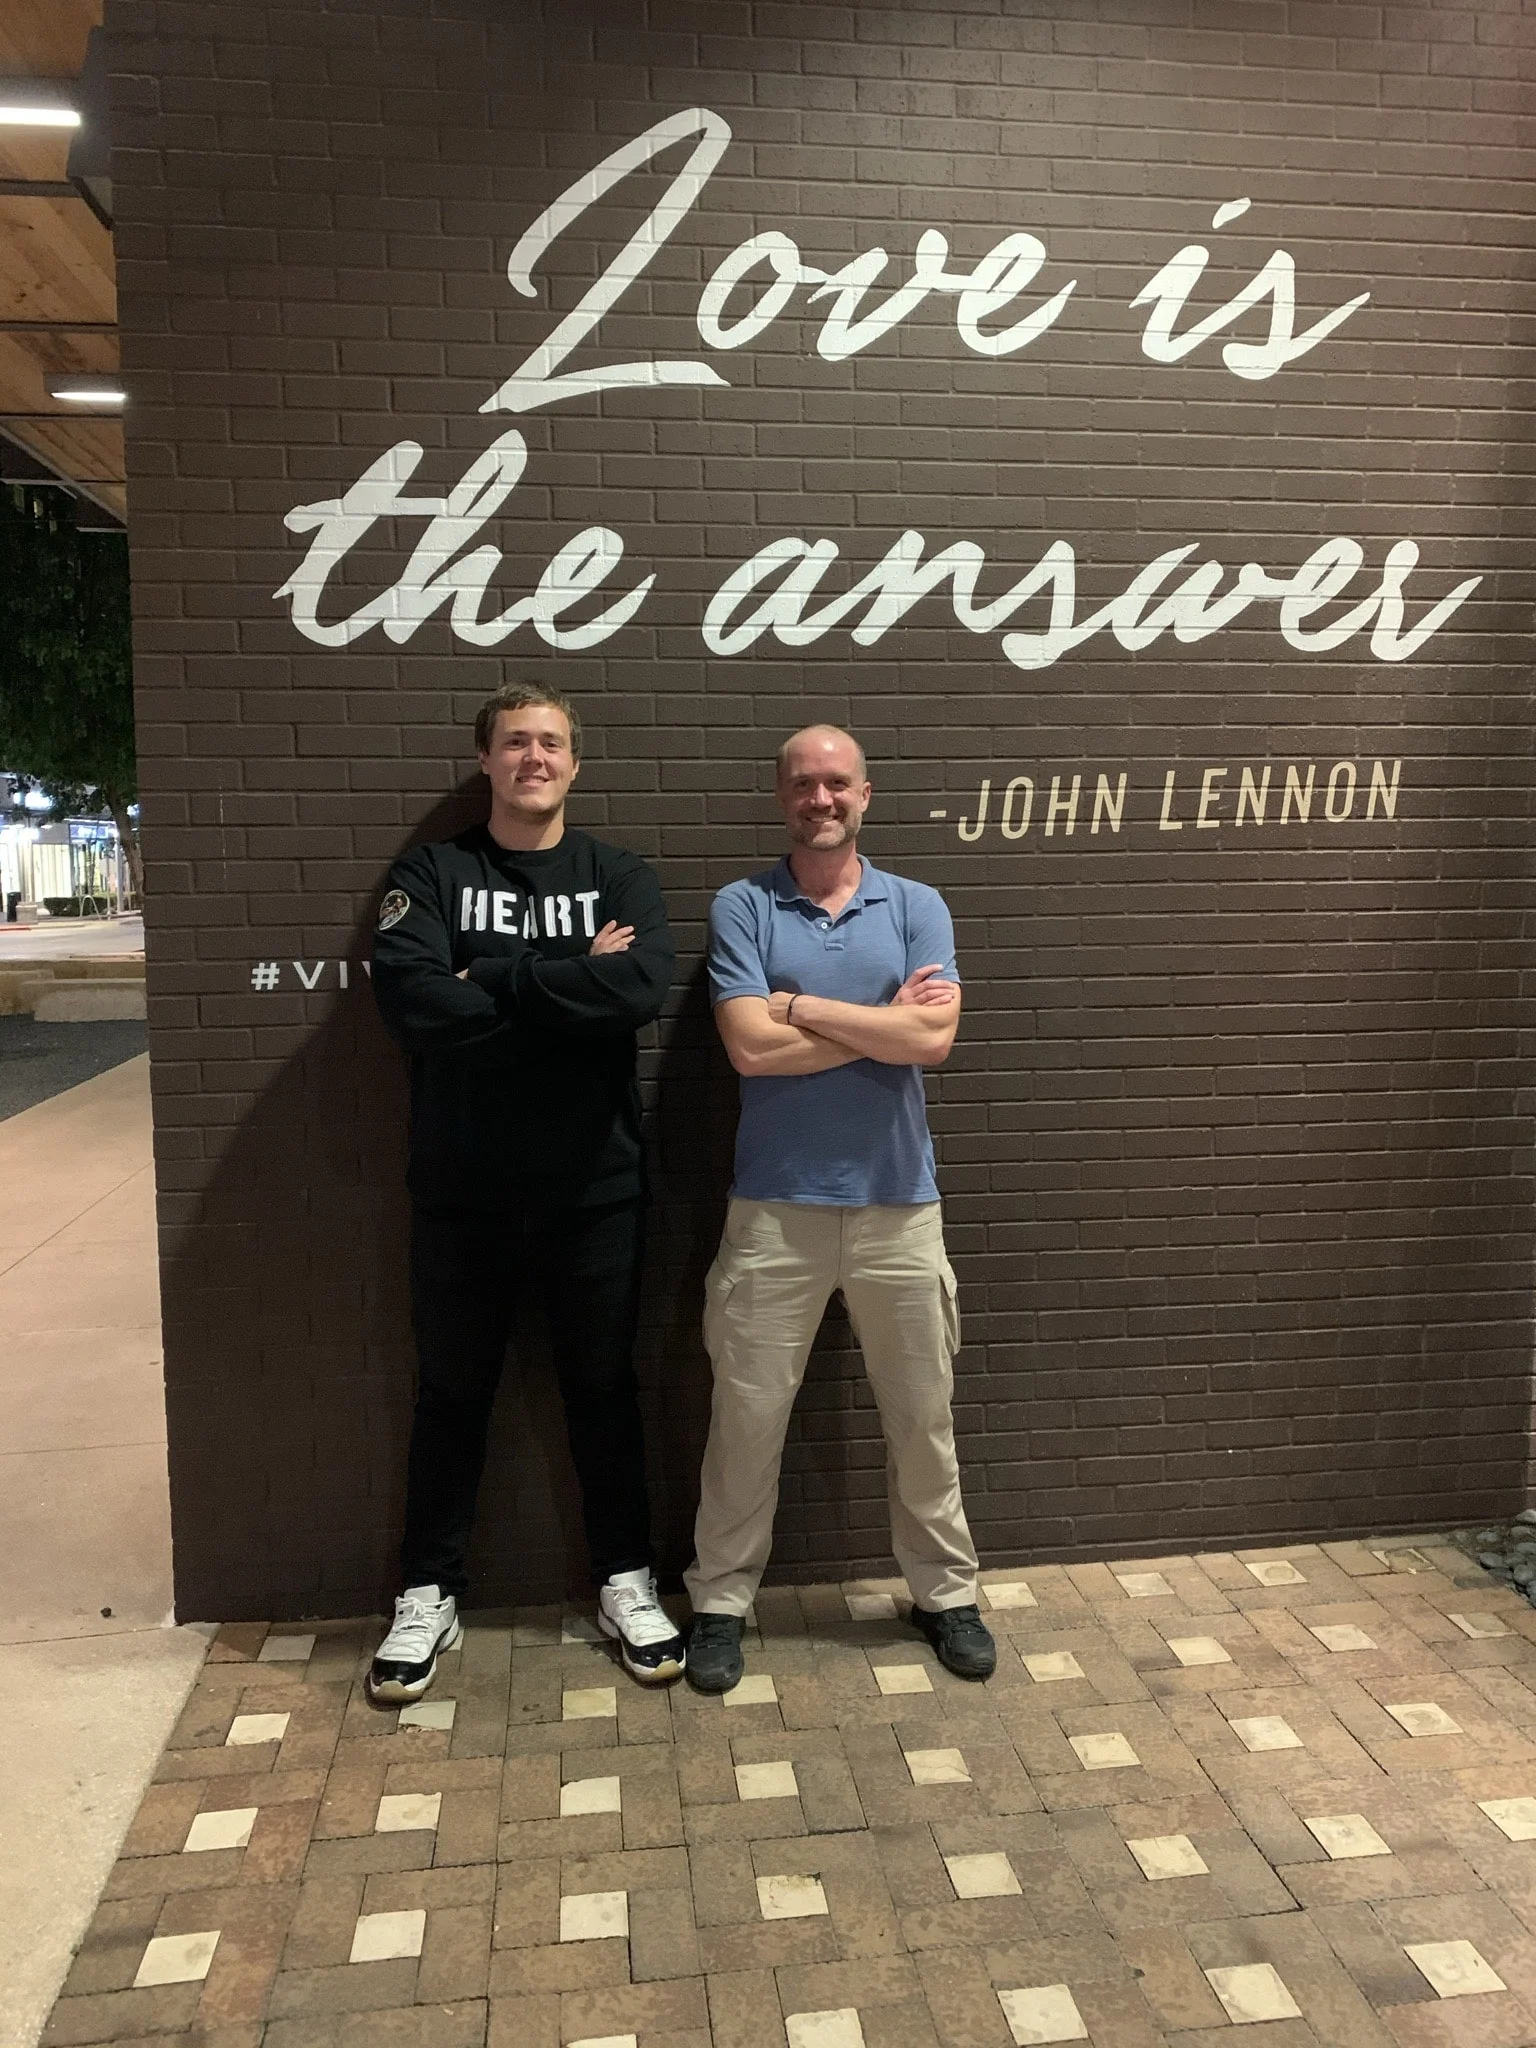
[790,812,859,848]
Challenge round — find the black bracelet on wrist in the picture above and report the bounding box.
[787,993,799,1023]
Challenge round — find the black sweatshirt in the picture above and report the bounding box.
[371,826,675,1212]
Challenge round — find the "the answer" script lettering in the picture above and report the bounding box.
[276,108,1480,674]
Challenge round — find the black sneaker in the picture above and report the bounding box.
[686,1613,745,1693]
[912,1602,996,1680]
[367,1585,462,1704]
[598,1568,687,1684]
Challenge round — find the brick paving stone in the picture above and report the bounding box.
[42,1550,1536,2046]
[491,1856,559,1948]
[486,1990,560,2048]
[362,1867,496,1916]
[898,1892,1042,1954]
[873,1825,958,1910]
[303,1829,437,1880]
[266,1956,420,2020]
[435,1786,501,1865]
[1112,1923,1231,2031]
[912,1946,1017,2048]
[415,1901,494,2001]
[42,1982,207,2044]
[269,2005,486,2048]
[706,1966,787,2048]
[58,1897,163,1997]
[1311,1899,1440,2008]
[629,1883,703,1979]
[499,1812,624,1861]
[619,1768,686,1849]
[561,1975,711,2037]
[244,1798,320,1885]
[797,1753,869,1833]
[488,1936,632,1995]
[699,1916,843,1971]
[283,1874,366,1969]
[118,1780,206,1858]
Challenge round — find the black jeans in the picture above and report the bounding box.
[400,1196,652,1600]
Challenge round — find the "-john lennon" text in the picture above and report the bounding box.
[941,758,1402,842]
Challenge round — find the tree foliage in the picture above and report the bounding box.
[0,483,140,894]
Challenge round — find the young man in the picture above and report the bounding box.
[368,682,684,1700]
[685,724,996,1690]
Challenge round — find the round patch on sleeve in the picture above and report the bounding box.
[376,888,410,932]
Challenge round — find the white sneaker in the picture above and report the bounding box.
[598,1568,686,1684]
[367,1585,461,1704]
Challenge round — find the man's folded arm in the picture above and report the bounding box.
[714,995,862,1077]
[466,864,676,1037]
[789,987,961,1067]
[372,858,513,1053]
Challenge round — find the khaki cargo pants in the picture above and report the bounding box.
[685,1198,980,1617]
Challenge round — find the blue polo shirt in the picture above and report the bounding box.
[708,857,958,1206]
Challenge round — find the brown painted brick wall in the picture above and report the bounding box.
[108,0,1536,1620]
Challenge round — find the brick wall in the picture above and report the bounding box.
[109,0,1536,1621]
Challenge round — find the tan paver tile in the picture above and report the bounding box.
[905,1748,971,1786]
[1114,1572,1174,1601]
[559,1891,629,1942]
[997,1981,1087,2042]
[873,1664,935,1697]
[1126,1833,1208,1881]
[1303,1813,1392,1861]
[1404,1937,1507,1998]
[1204,1959,1302,2023]
[1068,1732,1140,1772]
[1479,1796,1536,1841]
[945,1851,1022,1899]
[1022,1652,1083,1684]
[722,1674,779,1707]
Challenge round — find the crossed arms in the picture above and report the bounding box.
[715,965,962,1078]
[373,848,674,1054]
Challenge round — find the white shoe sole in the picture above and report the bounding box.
[598,1609,685,1684]
[366,1616,463,1704]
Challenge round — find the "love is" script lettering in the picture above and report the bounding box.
[276,108,1480,674]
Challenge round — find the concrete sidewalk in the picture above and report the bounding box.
[0,1056,209,2048]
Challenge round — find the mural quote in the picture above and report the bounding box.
[275,106,1480,673]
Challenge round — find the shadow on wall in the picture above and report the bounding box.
[158,779,866,1622]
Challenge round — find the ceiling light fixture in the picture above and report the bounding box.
[47,377,125,404]
[0,92,79,126]
[0,105,79,126]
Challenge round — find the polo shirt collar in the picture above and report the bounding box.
[772,855,890,910]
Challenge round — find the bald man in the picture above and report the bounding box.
[684,726,996,1691]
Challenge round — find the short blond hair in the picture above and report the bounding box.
[474,682,582,758]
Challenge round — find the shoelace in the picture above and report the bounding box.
[381,1593,448,1660]
[690,1614,741,1645]
[934,1607,988,1640]
[606,1579,680,1646]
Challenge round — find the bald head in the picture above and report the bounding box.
[776,724,866,785]
[775,725,871,853]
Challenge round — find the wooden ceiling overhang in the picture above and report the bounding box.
[0,0,123,524]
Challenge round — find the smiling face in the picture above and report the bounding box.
[478,701,579,824]
[776,726,871,851]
